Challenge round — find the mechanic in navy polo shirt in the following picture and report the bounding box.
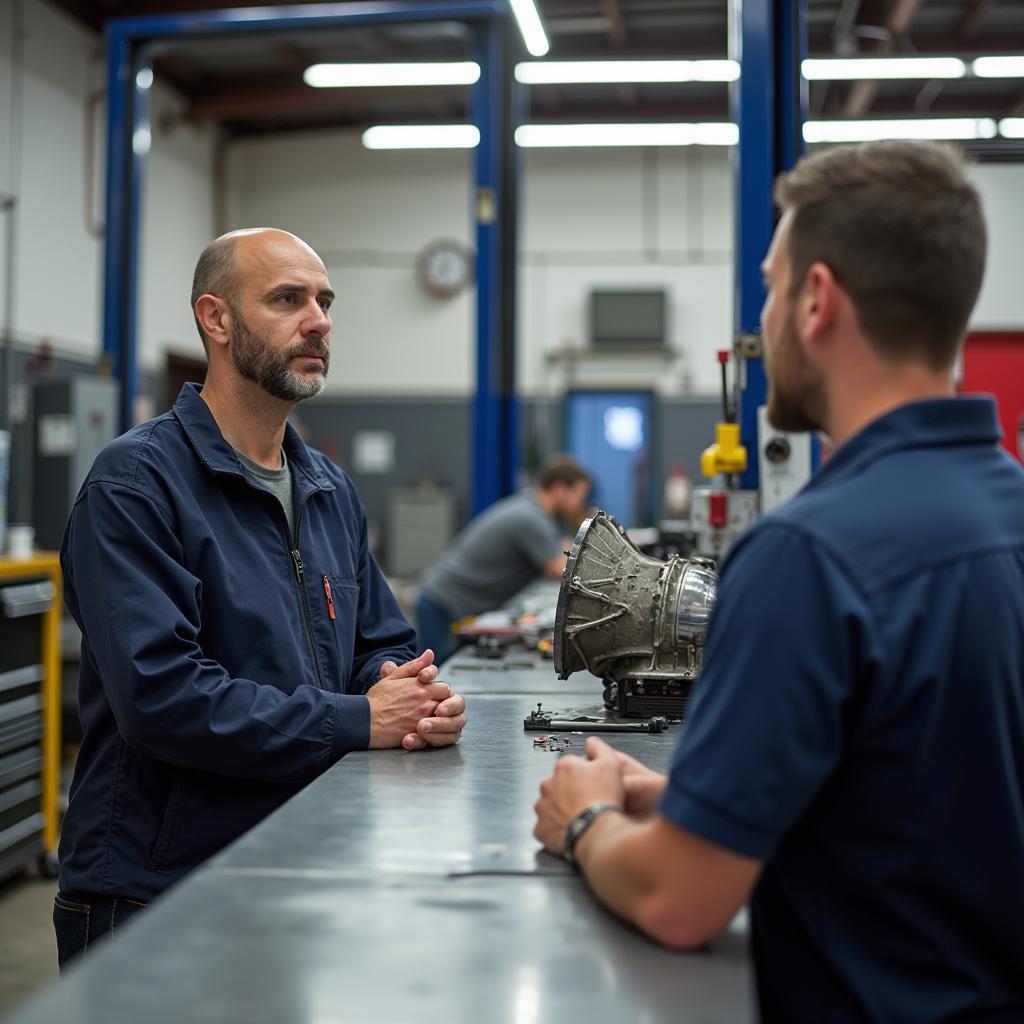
[533,140,1024,1022]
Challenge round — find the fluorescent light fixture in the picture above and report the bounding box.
[360,122,739,150]
[514,59,740,84]
[361,124,480,149]
[509,0,550,57]
[973,56,1024,78]
[304,62,480,88]
[515,122,738,147]
[802,57,966,80]
[998,118,1024,138]
[804,118,997,143]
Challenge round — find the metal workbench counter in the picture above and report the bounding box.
[6,661,754,1024]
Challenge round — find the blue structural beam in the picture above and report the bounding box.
[471,15,519,514]
[102,29,136,435]
[730,0,806,491]
[103,0,517,511]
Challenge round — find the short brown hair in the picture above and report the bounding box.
[190,235,240,350]
[774,141,986,369]
[538,454,591,492]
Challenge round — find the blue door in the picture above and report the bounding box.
[565,391,654,529]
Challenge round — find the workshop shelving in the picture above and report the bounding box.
[0,553,61,881]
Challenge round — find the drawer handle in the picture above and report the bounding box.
[0,665,45,694]
[0,695,44,725]
[1,581,56,618]
[0,812,46,855]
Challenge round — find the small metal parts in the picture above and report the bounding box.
[532,734,574,754]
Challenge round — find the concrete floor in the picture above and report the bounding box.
[0,871,58,1020]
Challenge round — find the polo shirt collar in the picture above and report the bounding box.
[807,396,1001,490]
[172,382,334,491]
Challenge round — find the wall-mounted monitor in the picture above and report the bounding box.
[589,289,667,349]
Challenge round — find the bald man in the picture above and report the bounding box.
[54,229,467,967]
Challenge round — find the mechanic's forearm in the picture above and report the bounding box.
[575,815,677,939]
[575,814,708,951]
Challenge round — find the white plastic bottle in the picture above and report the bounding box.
[662,462,692,519]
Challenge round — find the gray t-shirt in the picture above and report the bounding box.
[234,447,295,543]
[422,491,564,619]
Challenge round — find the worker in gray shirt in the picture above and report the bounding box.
[416,454,592,662]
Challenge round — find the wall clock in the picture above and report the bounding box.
[417,239,473,298]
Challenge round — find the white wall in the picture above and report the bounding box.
[226,134,477,394]
[138,86,219,372]
[520,146,732,396]
[0,0,104,356]
[970,163,1024,329]
[0,0,217,377]
[227,131,735,397]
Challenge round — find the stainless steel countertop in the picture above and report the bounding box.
[209,694,682,878]
[6,661,754,1023]
[14,872,751,1023]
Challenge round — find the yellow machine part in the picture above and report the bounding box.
[700,421,748,478]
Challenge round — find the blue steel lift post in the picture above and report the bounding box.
[471,12,521,514]
[103,0,518,513]
[730,0,807,491]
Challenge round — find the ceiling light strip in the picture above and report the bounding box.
[304,63,481,88]
[509,0,550,58]
[803,118,997,142]
[306,55,1024,90]
[973,56,1024,78]
[361,125,481,149]
[360,118,1021,150]
[802,57,966,80]
[514,60,740,84]
[515,122,738,147]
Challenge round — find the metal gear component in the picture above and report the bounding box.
[553,510,718,716]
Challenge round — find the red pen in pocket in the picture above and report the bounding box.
[322,576,336,620]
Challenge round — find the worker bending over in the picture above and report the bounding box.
[417,454,591,662]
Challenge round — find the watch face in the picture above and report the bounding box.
[418,240,472,297]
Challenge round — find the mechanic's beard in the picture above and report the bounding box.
[765,308,825,434]
[230,316,329,403]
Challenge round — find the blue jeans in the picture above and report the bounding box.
[53,890,149,971]
[415,592,457,665]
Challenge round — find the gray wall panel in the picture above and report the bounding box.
[298,395,722,558]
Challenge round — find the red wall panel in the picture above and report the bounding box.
[959,333,1024,463]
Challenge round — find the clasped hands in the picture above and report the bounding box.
[533,737,668,857]
[366,649,467,751]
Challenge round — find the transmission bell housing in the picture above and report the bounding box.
[553,509,718,719]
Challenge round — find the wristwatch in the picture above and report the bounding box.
[563,803,620,867]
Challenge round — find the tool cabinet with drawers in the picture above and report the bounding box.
[0,554,61,881]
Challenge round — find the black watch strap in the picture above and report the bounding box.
[563,802,620,866]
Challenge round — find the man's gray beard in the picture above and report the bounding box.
[230,315,329,403]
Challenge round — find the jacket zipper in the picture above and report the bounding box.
[289,497,326,690]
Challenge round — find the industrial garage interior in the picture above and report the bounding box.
[1,0,1023,1020]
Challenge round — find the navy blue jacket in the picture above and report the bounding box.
[58,384,416,899]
